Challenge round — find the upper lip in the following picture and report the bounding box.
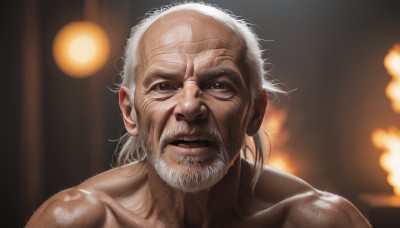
[165,133,217,146]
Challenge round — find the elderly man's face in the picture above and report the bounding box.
[133,11,253,191]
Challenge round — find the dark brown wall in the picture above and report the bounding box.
[2,0,23,226]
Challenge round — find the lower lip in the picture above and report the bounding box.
[164,144,216,156]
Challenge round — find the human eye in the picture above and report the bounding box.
[209,82,230,90]
[155,82,175,91]
[204,81,235,99]
[149,81,179,99]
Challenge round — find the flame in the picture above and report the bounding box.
[264,105,287,134]
[268,153,295,174]
[372,128,400,195]
[384,44,400,113]
[371,44,400,196]
[262,105,295,174]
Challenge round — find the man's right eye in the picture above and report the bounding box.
[156,83,174,91]
[149,82,179,99]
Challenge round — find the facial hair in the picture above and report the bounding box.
[138,122,235,192]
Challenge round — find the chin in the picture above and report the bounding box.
[153,153,230,192]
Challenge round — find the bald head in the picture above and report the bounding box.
[120,3,282,98]
[142,10,243,50]
[136,11,245,85]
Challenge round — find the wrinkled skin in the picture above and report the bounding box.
[130,10,256,193]
[26,10,371,228]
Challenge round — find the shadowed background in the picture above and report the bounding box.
[3,0,400,226]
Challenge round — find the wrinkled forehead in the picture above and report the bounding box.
[140,10,244,57]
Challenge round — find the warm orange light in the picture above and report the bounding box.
[264,106,288,134]
[372,128,400,195]
[372,44,400,196]
[267,153,295,174]
[384,44,400,113]
[384,44,400,77]
[262,105,294,174]
[385,80,400,113]
[53,21,110,78]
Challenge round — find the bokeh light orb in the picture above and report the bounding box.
[53,21,110,78]
[384,44,400,77]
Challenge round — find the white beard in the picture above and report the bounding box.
[153,150,229,192]
[139,123,234,192]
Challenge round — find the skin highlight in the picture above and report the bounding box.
[26,8,371,228]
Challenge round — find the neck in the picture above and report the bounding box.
[145,157,245,227]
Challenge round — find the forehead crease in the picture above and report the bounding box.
[147,52,185,63]
[145,61,184,76]
[196,56,241,74]
[196,48,237,59]
[148,38,239,55]
[147,48,237,62]
[148,59,183,67]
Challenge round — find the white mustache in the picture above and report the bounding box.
[159,123,224,151]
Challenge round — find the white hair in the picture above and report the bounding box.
[116,2,285,189]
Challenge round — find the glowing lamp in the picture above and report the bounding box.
[384,44,400,77]
[53,21,110,78]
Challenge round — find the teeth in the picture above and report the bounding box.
[170,139,210,146]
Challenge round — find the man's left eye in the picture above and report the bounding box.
[204,81,235,99]
[209,82,229,90]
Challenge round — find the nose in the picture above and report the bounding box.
[174,83,208,122]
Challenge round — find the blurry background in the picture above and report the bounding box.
[3,0,400,226]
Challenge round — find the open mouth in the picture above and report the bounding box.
[170,139,211,148]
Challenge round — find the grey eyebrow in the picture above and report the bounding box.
[205,69,234,77]
[142,71,178,88]
[202,68,244,85]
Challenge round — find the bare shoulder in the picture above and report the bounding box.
[26,188,107,227]
[252,165,315,202]
[26,161,149,227]
[249,165,370,227]
[283,190,371,227]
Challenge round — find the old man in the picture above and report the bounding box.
[27,2,370,227]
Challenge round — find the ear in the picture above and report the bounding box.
[246,90,267,136]
[119,86,139,136]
